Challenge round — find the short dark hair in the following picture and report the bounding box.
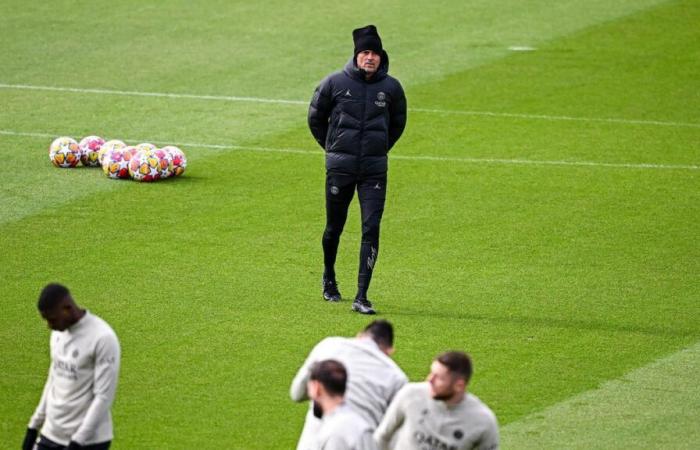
[309,360,347,397]
[436,351,473,383]
[363,320,394,349]
[38,283,71,312]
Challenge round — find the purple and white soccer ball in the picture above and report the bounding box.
[78,136,105,167]
[161,145,187,177]
[99,140,126,168]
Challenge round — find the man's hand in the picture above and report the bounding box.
[21,428,38,450]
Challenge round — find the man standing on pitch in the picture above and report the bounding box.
[374,351,499,450]
[290,320,408,450]
[308,24,407,314]
[23,283,121,450]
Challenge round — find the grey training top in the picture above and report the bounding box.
[374,382,499,450]
[315,403,377,450]
[290,337,408,450]
[29,312,120,446]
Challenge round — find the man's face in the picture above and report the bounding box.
[356,50,381,75]
[40,302,71,331]
[427,361,461,401]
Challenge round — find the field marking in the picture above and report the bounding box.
[1,82,700,129]
[501,341,700,448]
[2,129,698,171]
[0,83,307,106]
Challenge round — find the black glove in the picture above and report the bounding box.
[67,441,83,450]
[22,428,38,450]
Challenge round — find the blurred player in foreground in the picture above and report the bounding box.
[23,283,120,450]
[307,359,376,449]
[374,351,499,450]
[290,320,407,449]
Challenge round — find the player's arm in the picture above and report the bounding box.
[387,82,407,151]
[373,384,409,450]
[357,429,379,450]
[308,77,333,149]
[70,332,121,446]
[24,364,53,450]
[289,341,326,402]
[476,413,500,450]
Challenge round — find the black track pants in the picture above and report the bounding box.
[322,172,386,297]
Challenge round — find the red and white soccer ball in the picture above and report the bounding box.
[99,140,126,168]
[162,146,187,177]
[49,137,81,168]
[102,148,131,179]
[129,149,165,182]
[78,136,105,167]
[122,145,139,160]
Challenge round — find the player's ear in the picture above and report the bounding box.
[384,346,395,356]
[306,380,319,398]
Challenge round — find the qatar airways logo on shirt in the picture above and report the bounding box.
[413,431,457,450]
[54,359,78,380]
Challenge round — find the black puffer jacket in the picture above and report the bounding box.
[308,51,407,176]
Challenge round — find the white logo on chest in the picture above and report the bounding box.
[375,91,386,107]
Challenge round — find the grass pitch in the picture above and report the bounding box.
[1,1,698,448]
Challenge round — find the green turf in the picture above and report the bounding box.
[502,341,700,449]
[1,0,698,448]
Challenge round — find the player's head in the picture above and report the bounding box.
[37,283,80,331]
[353,25,383,77]
[307,359,347,400]
[428,351,473,402]
[360,319,395,355]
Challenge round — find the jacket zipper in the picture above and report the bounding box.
[358,83,367,174]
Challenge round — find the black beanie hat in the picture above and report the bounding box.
[353,25,383,56]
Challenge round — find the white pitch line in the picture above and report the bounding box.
[410,107,700,128]
[0,83,307,105]
[2,129,698,171]
[1,82,699,129]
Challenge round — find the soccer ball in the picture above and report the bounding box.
[162,146,187,177]
[153,148,173,178]
[122,145,139,160]
[129,149,165,182]
[78,136,105,167]
[102,148,131,179]
[49,137,81,168]
[99,139,126,168]
[136,143,158,153]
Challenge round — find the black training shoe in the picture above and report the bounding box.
[322,279,341,302]
[352,298,376,315]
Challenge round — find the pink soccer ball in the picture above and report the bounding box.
[129,149,164,182]
[102,148,131,179]
[78,136,105,167]
[162,145,187,177]
[99,140,126,168]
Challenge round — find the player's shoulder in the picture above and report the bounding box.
[87,312,119,341]
[325,405,373,439]
[320,70,345,88]
[397,381,430,398]
[380,73,404,92]
[315,336,351,352]
[464,393,498,423]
